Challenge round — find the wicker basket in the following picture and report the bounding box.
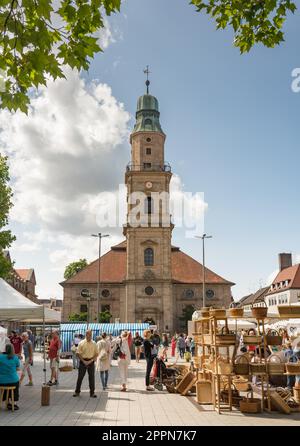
[228,302,244,318]
[233,377,250,392]
[286,356,300,374]
[243,330,262,345]
[233,354,249,375]
[278,305,300,318]
[220,383,242,406]
[240,393,261,413]
[209,308,226,319]
[215,327,236,346]
[251,299,268,319]
[266,354,285,375]
[265,329,282,346]
[217,359,232,375]
[250,362,266,375]
[201,307,210,318]
[59,365,73,372]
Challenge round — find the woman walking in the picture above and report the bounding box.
[143,330,156,391]
[162,334,169,362]
[113,331,132,392]
[96,333,111,390]
[171,336,176,357]
[133,332,143,363]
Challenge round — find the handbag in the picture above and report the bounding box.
[99,349,108,361]
[114,339,122,358]
[151,344,158,357]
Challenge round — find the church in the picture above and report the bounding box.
[61,81,234,332]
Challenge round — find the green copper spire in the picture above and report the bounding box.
[132,67,164,134]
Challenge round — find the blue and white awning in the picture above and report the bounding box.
[59,322,149,352]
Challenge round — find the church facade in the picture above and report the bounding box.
[61,87,234,332]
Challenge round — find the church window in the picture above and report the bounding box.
[80,304,87,313]
[146,138,151,142]
[144,248,154,266]
[146,148,151,155]
[145,196,153,214]
[144,118,152,128]
[101,289,110,298]
[143,162,151,169]
[145,286,154,296]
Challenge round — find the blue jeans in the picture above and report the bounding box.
[100,370,109,389]
[72,353,79,369]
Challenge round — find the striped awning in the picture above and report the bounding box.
[59,322,149,353]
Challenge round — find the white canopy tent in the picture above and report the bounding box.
[0,279,60,323]
[0,278,61,383]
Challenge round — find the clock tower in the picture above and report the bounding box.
[123,79,174,331]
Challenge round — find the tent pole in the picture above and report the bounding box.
[43,305,46,384]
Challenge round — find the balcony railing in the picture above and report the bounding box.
[126,162,171,172]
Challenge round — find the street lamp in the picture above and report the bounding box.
[91,233,110,322]
[195,234,212,308]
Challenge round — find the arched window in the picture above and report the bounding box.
[145,196,153,214]
[144,248,154,266]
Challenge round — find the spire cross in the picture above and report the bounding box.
[143,65,151,94]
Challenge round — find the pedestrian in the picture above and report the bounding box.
[185,336,191,353]
[190,337,195,357]
[73,330,98,398]
[284,342,295,390]
[19,332,33,386]
[171,336,176,357]
[177,334,186,359]
[96,332,111,390]
[151,330,161,347]
[71,334,81,369]
[143,329,156,391]
[113,331,132,392]
[47,330,61,386]
[27,330,35,352]
[9,330,23,359]
[162,334,169,362]
[0,344,21,411]
[133,331,143,363]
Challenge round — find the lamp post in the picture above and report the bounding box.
[91,233,110,322]
[195,234,212,308]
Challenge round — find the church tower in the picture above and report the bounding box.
[123,76,174,331]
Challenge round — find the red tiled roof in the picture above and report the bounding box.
[62,241,234,286]
[15,269,34,282]
[266,264,300,295]
[171,249,234,285]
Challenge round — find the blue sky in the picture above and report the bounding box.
[5,0,300,299]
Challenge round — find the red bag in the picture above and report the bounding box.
[119,352,126,359]
[150,361,158,384]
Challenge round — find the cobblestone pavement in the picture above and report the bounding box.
[1,353,300,426]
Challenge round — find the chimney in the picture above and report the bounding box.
[278,253,292,271]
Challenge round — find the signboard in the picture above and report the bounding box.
[80,288,91,298]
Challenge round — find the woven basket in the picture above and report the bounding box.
[250,362,266,375]
[233,377,250,392]
[286,356,300,374]
[217,360,232,375]
[201,307,210,318]
[265,329,282,346]
[243,330,262,345]
[228,308,244,318]
[251,299,268,319]
[209,308,226,319]
[233,354,249,375]
[59,365,73,372]
[240,393,261,413]
[215,327,236,346]
[266,354,285,375]
[220,383,241,406]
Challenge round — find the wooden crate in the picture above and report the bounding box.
[175,371,197,395]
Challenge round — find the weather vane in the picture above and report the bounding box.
[143,65,151,94]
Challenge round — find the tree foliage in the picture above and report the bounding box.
[179,304,195,326]
[98,309,112,322]
[0,0,121,112]
[68,312,88,321]
[64,258,88,279]
[191,0,297,52]
[0,154,15,278]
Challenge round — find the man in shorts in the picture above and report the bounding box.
[47,330,61,386]
[19,332,33,386]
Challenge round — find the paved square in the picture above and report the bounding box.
[1,354,300,426]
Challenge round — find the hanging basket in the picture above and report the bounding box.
[201,307,210,318]
[266,354,285,375]
[215,326,237,346]
[286,355,300,374]
[251,299,268,319]
[59,360,73,372]
[265,329,282,346]
[250,361,266,375]
[243,329,262,345]
[233,376,250,392]
[233,354,250,375]
[228,302,244,318]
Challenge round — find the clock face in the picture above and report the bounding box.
[145,181,153,189]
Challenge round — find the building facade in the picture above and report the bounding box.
[61,86,234,332]
[4,252,38,303]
